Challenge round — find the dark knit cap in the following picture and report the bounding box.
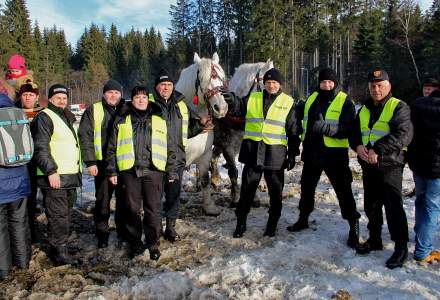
[422,78,439,87]
[155,69,174,86]
[19,83,39,95]
[263,68,284,85]
[103,79,123,94]
[367,69,389,82]
[48,84,68,98]
[318,68,338,84]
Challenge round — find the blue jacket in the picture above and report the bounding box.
[0,94,31,204]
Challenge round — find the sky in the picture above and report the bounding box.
[0,0,435,46]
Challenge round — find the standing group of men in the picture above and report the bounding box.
[227,67,439,270]
[1,62,438,280]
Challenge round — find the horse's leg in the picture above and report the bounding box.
[197,151,221,217]
[223,146,239,207]
[210,145,222,190]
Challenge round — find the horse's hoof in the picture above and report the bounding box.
[203,206,221,217]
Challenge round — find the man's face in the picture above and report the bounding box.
[20,92,38,109]
[369,80,391,102]
[319,80,335,91]
[132,93,149,110]
[104,90,121,106]
[156,81,173,101]
[422,85,438,97]
[264,80,281,95]
[49,93,68,109]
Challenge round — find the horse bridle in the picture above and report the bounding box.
[245,68,264,98]
[194,64,225,105]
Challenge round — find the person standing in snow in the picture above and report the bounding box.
[286,68,361,249]
[224,68,301,238]
[78,79,126,249]
[407,78,440,264]
[352,69,413,269]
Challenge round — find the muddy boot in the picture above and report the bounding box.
[347,219,359,249]
[97,232,109,249]
[0,269,11,281]
[149,244,161,261]
[286,214,309,232]
[356,235,383,255]
[164,218,181,242]
[386,244,408,269]
[129,243,145,259]
[49,246,78,266]
[264,215,279,237]
[233,215,247,238]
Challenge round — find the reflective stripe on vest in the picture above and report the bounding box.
[116,114,167,172]
[149,94,189,148]
[93,101,105,160]
[36,109,81,175]
[301,91,349,148]
[359,97,401,146]
[243,92,294,146]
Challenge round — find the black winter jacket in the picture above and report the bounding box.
[228,89,301,170]
[297,86,355,163]
[350,93,413,168]
[408,90,440,178]
[151,89,204,170]
[31,102,82,189]
[78,97,125,168]
[106,102,178,178]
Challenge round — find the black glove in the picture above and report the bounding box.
[312,114,338,136]
[222,91,235,105]
[286,156,296,171]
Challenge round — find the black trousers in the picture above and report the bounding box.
[236,165,284,221]
[361,164,408,245]
[93,163,124,239]
[0,198,31,272]
[163,167,184,220]
[42,188,76,248]
[298,158,360,221]
[119,170,164,248]
[26,161,38,239]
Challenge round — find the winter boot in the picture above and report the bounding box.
[386,244,408,269]
[233,215,247,238]
[149,244,161,261]
[97,232,109,249]
[264,216,279,237]
[129,243,145,259]
[286,214,309,232]
[164,218,181,243]
[347,219,360,249]
[0,269,10,281]
[356,236,383,255]
[49,246,78,266]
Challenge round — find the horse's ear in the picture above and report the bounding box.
[194,53,201,63]
[266,59,274,68]
[212,52,219,64]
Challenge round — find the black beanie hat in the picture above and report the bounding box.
[103,79,123,94]
[422,78,439,87]
[263,68,284,85]
[318,68,338,84]
[48,84,68,99]
[155,69,174,86]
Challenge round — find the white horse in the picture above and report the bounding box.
[211,59,274,206]
[175,52,228,216]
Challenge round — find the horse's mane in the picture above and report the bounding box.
[228,62,267,98]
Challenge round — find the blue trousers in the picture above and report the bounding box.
[414,174,440,260]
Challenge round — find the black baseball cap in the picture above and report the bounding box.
[368,69,390,82]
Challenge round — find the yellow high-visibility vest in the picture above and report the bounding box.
[301,91,349,148]
[359,97,401,147]
[93,101,104,160]
[116,114,167,171]
[36,108,81,175]
[149,94,189,148]
[243,91,294,146]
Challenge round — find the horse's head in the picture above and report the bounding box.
[193,52,228,118]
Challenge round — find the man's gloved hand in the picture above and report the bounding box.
[286,156,296,171]
[312,113,338,136]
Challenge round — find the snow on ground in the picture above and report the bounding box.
[1,153,439,299]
